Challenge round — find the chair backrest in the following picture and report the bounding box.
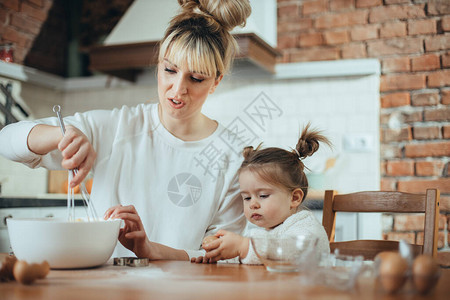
[322,189,440,260]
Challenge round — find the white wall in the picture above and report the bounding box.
[0,156,48,196]
[105,0,277,47]
[0,77,50,196]
[204,68,381,193]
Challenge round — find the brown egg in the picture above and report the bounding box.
[202,235,219,248]
[13,261,37,285]
[378,252,408,294]
[35,261,50,279]
[412,255,440,294]
[375,251,397,263]
[374,251,397,271]
[0,255,17,281]
[13,260,50,285]
[379,252,408,275]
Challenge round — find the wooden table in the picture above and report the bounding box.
[0,260,449,300]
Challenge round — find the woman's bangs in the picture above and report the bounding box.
[165,37,217,77]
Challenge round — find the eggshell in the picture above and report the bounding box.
[35,261,50,279]
[378,252,408,294]
[375,251,397,263]
[0,255,17,281]
[379,252,408,276]
[412,255,439,294]
[13,261,37,285]
[413,255,438,276]
[379,274,408,294]
[12,260,50,285]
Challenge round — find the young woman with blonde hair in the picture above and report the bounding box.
[0,0,252,261]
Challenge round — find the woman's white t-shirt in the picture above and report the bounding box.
[0,103,247,258]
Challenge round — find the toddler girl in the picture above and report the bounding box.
[191,124,331,264]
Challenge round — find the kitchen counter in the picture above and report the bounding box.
[0,195,84,209]
[0,259,448,300]
[0,197,83,209]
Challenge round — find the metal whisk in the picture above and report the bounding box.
[53,105,99,221]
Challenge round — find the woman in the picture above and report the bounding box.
[0,0,252,261]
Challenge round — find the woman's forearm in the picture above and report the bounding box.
[27,124,62,155]
[148,241,189,261]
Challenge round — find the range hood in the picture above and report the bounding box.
[88,0,280,81]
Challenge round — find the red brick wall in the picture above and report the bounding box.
[277,0,450,254]
[0,0,132,76]
[0,0,55,68]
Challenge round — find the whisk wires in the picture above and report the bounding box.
[53,105,99,222]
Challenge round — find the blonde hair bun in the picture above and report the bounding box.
[178,0,251,31]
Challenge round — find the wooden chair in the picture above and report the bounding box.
[322,189,440,260]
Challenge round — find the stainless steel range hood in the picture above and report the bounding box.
[88,0,280,81]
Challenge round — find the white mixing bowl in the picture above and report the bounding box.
[7,218,121,269]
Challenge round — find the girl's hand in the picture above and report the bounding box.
[202,230,249,263]
[58,125,96,187]
[190,256,216,264]
[104,205,151,259]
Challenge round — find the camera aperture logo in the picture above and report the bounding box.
[167,173,202,207]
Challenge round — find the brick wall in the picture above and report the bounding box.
[0,0,54,67]
[0,0,132,77]
[277,0,449,256]
[0,0,67,76]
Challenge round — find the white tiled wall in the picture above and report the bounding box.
[0,77,48,196]
[204,73,380,194]
[0,77,54,196]
[0,156,48,196]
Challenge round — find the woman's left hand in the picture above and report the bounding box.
[202,230,249,262]
[104,205,151,258]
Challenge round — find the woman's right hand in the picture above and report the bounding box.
[58,125,96,187]
[27,124,96,187]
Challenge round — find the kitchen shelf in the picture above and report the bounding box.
[88,33,281,81]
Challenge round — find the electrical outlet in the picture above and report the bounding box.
[343,134,374,152]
